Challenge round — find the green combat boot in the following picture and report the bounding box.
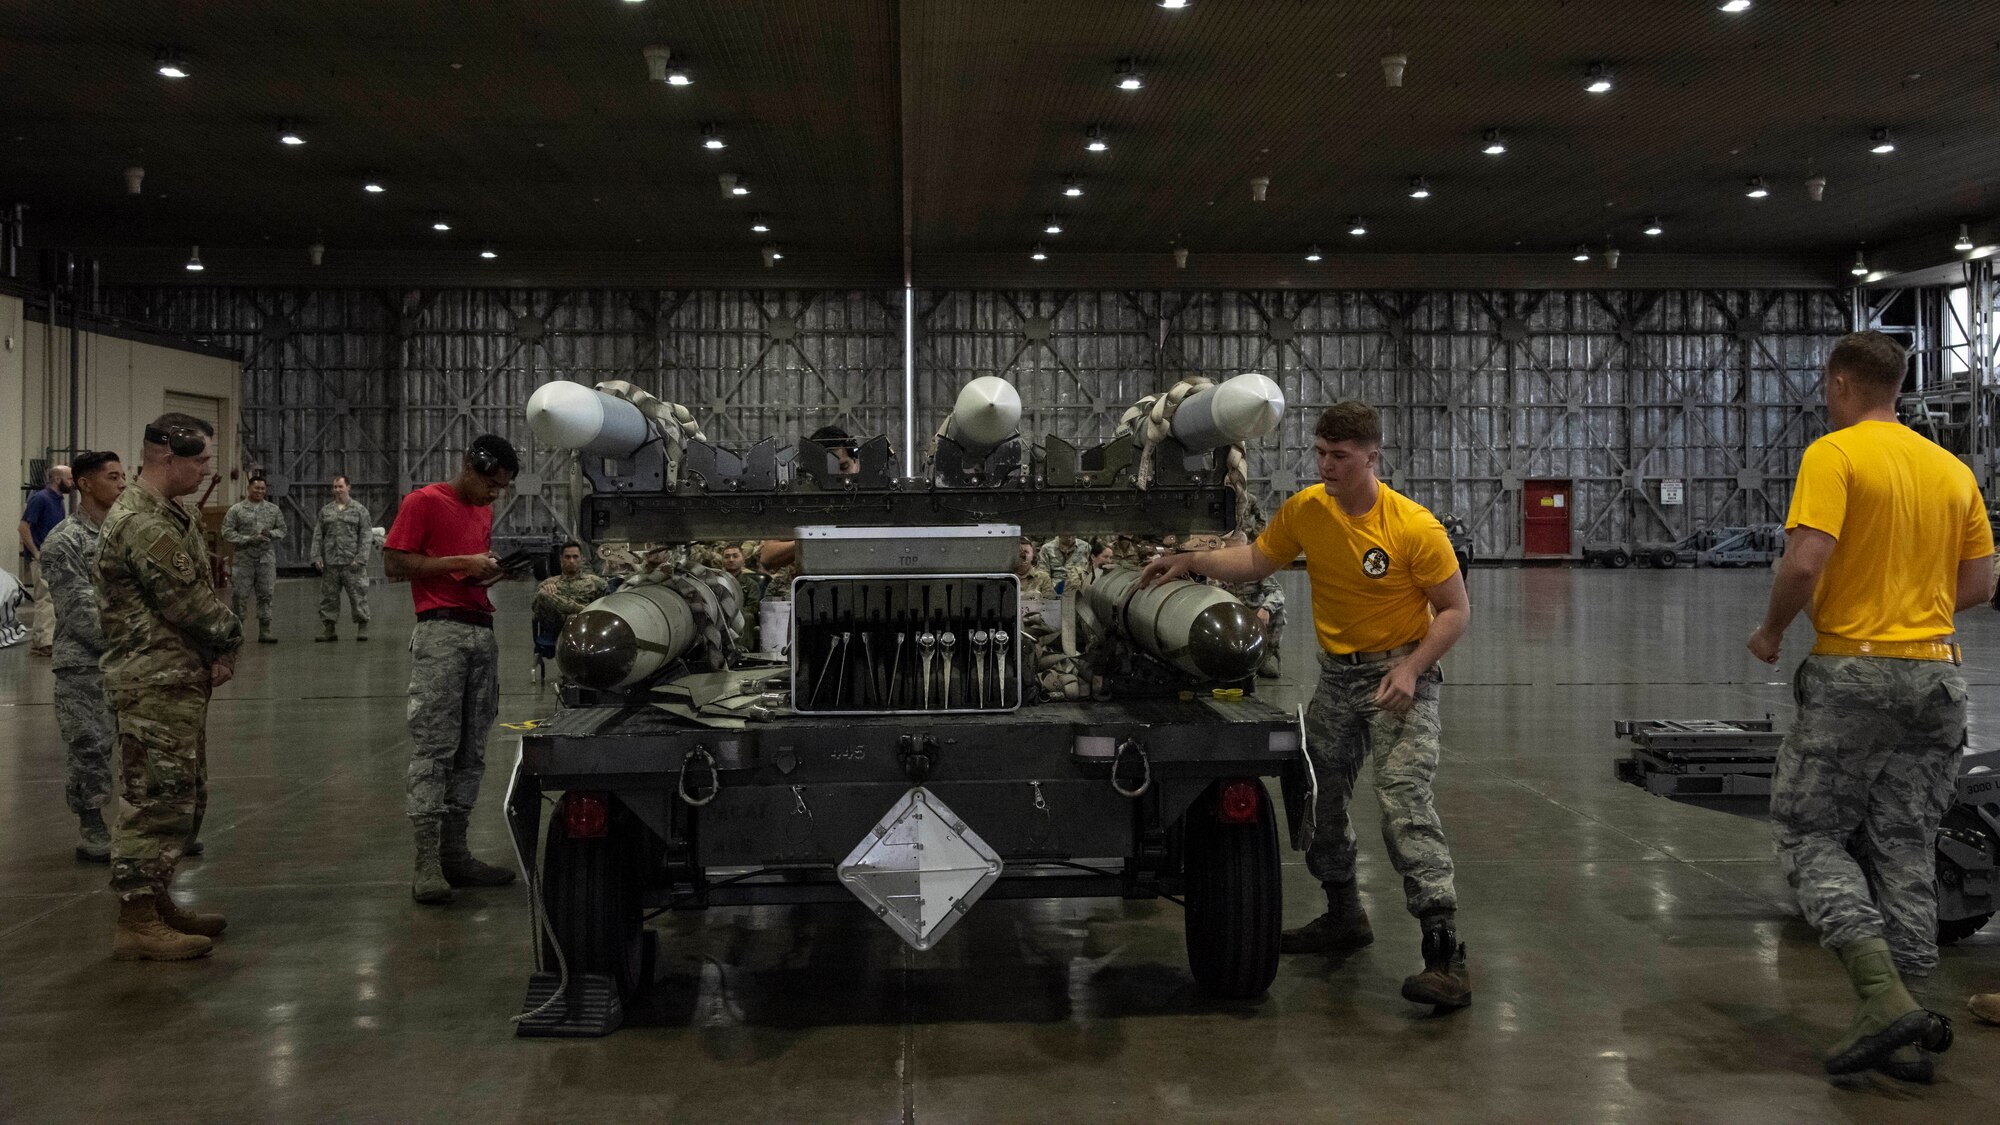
[440,815,517,888]
[75,807,111,863]
[411,820,453,905]
[315,621,337,643]
[112,897,212,961]
[1281,880,1373,954]
[1824,938,1949,1075]
[1401,915,1473,1010]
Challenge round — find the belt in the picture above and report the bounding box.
[417,608,494,629]
[1811,637,1961,664]
[1323,641,1420,666]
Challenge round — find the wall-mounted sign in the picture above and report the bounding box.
[1661,478,1684,506]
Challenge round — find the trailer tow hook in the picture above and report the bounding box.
[677,745,720,806]
[1112,738,1152,798]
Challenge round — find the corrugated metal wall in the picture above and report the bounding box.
[113,286,1846,565]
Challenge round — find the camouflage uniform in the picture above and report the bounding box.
[531,570,609,633]
[96,481,242,901]
[1038,536,1092,577]
[406,620,499,823]
[221,498,285,634]
[1772,654,1967,976]
[1302,654,1456,918]
[311,499,372,626]
[1015,565,1058,599]
[41,512,114,813]
[729,570,763,649]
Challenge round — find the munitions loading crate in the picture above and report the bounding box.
[1612,717,1783,798]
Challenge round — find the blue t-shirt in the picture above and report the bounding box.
[22,488,65,549]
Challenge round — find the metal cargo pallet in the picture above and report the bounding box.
[1612,718,1782,799]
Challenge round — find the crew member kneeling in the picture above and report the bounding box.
[1142,401,1474,1010]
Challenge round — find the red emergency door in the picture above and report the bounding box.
[1523,479,1572,555]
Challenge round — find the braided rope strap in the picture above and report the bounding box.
[593,378,708,463]
[1118,376,1255,530]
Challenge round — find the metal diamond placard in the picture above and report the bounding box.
[838,787,1002,951]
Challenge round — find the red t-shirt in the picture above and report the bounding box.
[384,481,496,615]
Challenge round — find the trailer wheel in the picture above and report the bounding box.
[541,794,648,999]
[1606,549,1630,570]
[1653,549,1678,569]
[1936,806,1999,946]
[1182,780,1281,999]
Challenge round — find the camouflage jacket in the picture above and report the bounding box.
[1016,565,1058,599]
[221,499,286,557]
[1215,573,1285,618]
[96,479,242,690]
[532,571,610,630]
[312,500,372,566]
[41,511,106,671]
[1038,537,1092,576]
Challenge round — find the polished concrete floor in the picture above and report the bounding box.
[1,568,1997,1123]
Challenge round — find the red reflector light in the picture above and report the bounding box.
[1216,779,1260,824]
[564,792,610,839]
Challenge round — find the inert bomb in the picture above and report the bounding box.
[941,376,1022,456]
[1169,372,1285,451]
[526,381,653,458]
[1084,565,1267,681]
[557,585,700,690]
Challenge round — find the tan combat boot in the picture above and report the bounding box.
[158,891,228,938]
[113,897,213,961]
[1401,914,1473,1010]
[1280,880,1373,954]
[440,815,517,888]
[1970,993,2000,1025]
[412,819,453,904]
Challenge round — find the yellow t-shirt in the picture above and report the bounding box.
[1254,483,1458,654]
[1786,420,1994,643]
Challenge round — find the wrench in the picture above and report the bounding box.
[992,626,1010,707]
[810,632,845,708]
[918,631,937,711]
[940,631,957,710]
[889,631,906,708]
[971,630,989,708]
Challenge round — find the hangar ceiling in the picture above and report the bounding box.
[3,0,1998,284]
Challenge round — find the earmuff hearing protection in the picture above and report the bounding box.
[144,423,208,457]
[469,444,501,477]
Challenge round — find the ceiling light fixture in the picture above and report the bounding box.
[1603,246,1621,269]
[123,166,144,195]
[1643,216,1663,236]
[1584,63,1612,94]
[479,246,498,260]
[1572,244,1591,262]
[1481,128,1505,155]
[1869,127,1895,154]
[185,245,203,271]
[1115,59,1144,91]
[308,241,324,267]
[1304,245,1323,262]
[701,123,726,150]
[1807,175,1827,202]
[1043,215,1064,235]
[155,49,189,79]
[750,214,771,233]
[1085,125,1108,153]
[1407,175,1431,199]
[727,173,750,197]
[1719,0,1751,11]
[1381,53,1408,88]
[278,120,305,146]
[763,245,784,267]
[1850,250,1867,277]
[431,215,452,231]
[1957,224,1974,252]
[1158,0,1189,8]
[1348,216,1368,236]
[1744,176,1769,198]
[643,45,691,85]
[1250,176,1269,202]
[1062,175,1083,197]
[1031,242,1049,261]
[363,177,385,194]
[1174,246,1189,269]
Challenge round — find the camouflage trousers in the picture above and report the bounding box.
[108,683,210,901]
[53,666,114,814]
[1297,652,1458,918]
[231,551,277,630]
[320,562,371,624]
[1772,654,1966,976]
[405,619,499,823]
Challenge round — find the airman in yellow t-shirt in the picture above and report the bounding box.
[1143,400,1474,1012]
[1750,330,1995,1078]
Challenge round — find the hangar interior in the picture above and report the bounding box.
[3,1,2000,1120]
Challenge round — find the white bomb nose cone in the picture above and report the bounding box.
[526,381,651,456]
[1167,371,1287,450]
[947,376,1022,453]
[1210,372,1284,443]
